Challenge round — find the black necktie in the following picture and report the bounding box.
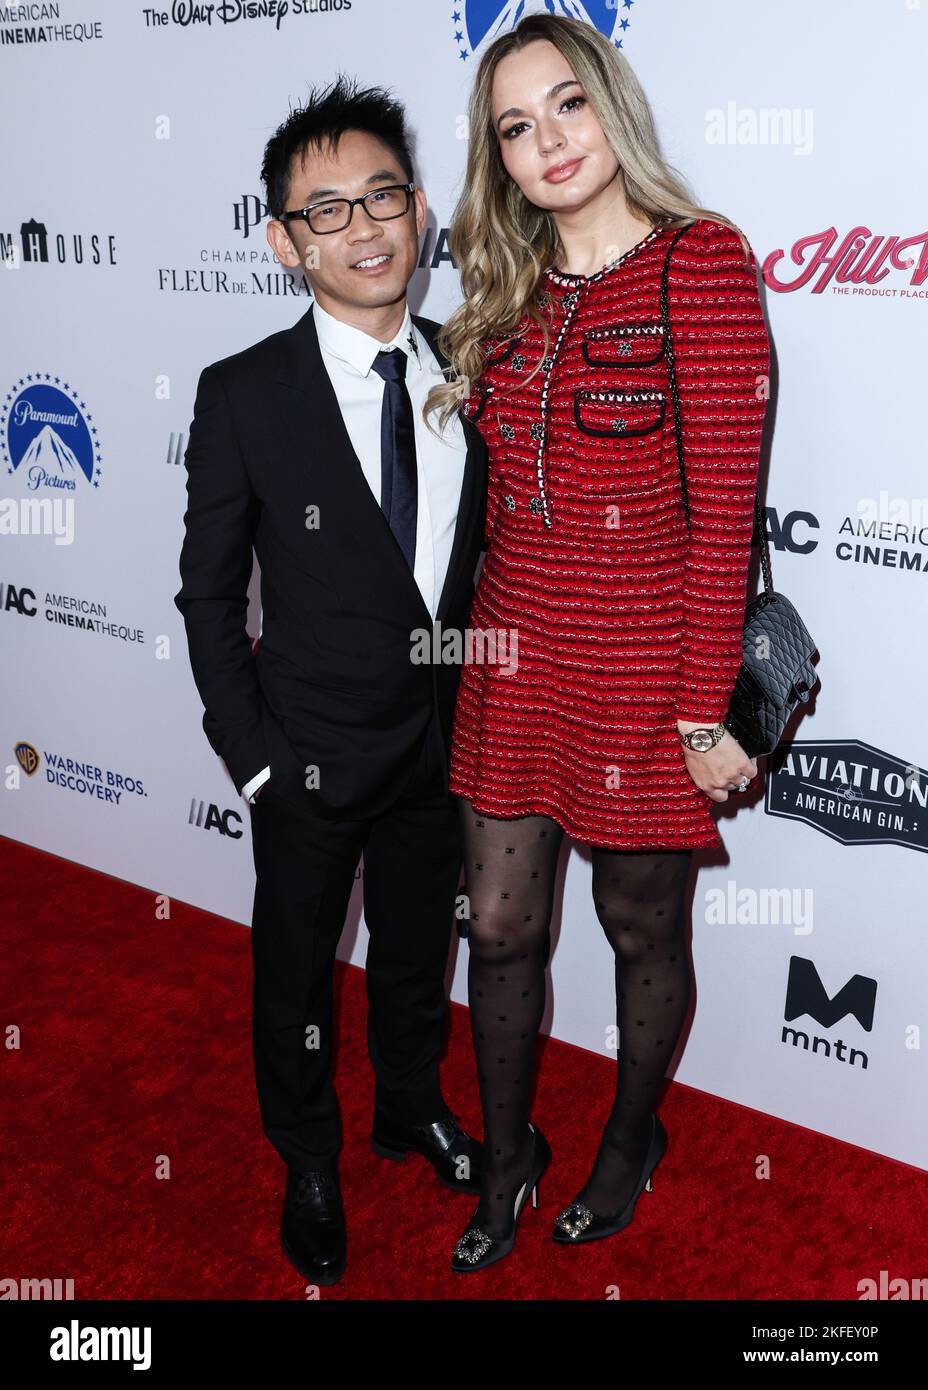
[370,348,417,570]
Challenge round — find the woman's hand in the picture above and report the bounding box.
[677,721,758,803]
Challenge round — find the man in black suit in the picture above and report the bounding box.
[174,77,487,1285]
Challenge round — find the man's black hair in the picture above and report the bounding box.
[261,75,416,220]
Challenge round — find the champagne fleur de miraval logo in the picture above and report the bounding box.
[2,375,102,494]
[451,0,635,59]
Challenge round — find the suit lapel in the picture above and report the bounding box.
[273,301,431,626]
[274,300,481,628]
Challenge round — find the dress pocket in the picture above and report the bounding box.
[463,378,491,423]
[581,322,665,368]
[573,389,666,439]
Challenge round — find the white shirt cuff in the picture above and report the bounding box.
[241,765,271,803]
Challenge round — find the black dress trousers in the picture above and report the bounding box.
[247,709,462,1175]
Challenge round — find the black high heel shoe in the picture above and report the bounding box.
[451,1122,551,1273]
[551,1112,666,1245]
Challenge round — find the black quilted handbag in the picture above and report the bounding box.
[659,224,819,759]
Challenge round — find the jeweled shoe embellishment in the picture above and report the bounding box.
[554,1202,594,1238]
[453,1227,492,1263]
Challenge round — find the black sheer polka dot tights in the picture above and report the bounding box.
[460,800,692,1233]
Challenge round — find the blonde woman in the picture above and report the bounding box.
[425,14,770,1272]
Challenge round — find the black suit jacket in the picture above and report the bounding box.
[174,300,487,818]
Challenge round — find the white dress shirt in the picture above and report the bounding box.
[241,298,467,804]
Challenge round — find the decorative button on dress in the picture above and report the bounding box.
[448,218,771,849]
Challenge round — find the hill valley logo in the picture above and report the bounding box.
[2,376,102,494]
[762,225,928,300]
[451,1,636,58]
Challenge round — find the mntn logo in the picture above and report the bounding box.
[188,798,244,839]
[781,956,876,1069]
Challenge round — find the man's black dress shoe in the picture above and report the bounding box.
[279,1168,346,1285]
[371,1105,483,1194]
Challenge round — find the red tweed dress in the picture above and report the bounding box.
[447,217,771,850]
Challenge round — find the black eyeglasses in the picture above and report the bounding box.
[280,182,416,235]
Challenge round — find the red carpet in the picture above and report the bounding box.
[2,833,924,1301]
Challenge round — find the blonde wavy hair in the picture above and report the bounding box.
[424,12,751,437]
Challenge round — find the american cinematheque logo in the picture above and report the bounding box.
[2,375,102,493]
[766,740,927,853]
[451,0,634,58]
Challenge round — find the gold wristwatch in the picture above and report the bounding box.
[678,722,726,753]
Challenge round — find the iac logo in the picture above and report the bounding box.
[763,506,819,555]
[781,956,876,1069]
[451,1,634,59]
[1,582,37,617]
[188,797,244,839]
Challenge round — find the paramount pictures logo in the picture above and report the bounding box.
[766,739,927,853]
[451,1,631,58]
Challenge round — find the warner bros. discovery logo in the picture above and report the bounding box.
[14,741,41,778]
[781,956,877,1070]
[766,739,927,853]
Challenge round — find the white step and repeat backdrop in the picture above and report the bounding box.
[2,1,926,1169]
